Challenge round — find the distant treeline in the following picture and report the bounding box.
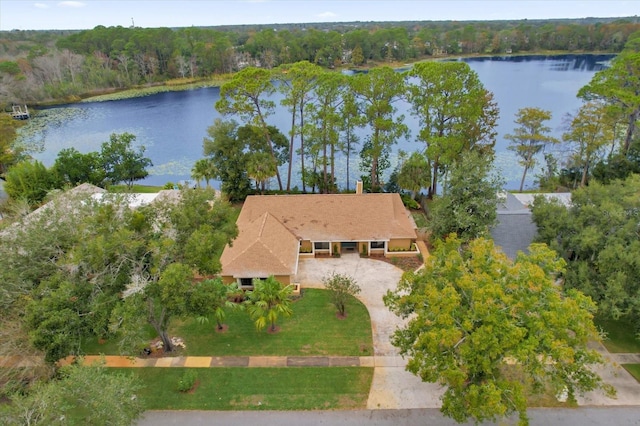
[0,17,639,103]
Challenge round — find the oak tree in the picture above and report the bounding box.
[385,235,612,425]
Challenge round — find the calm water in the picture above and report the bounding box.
[23,54,613,190]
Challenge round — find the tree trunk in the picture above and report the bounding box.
[256,103,283,190]
[299,102,307,192]
[286,107,296,191]
[623,109,639,155]
[580,160,589,187]
[429,160,439,199]
[519,164,529,193]
[160,330,174,352]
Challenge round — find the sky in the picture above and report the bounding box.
[1,0,638,31]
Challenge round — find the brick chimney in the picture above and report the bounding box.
[356,180,363,194]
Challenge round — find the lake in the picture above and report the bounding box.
[20,54,613,191]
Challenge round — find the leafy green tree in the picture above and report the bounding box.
[245,276,294,333]
[25,275,91,363]
[99,132,152,189]
[276,61,323,191]
[339,87,363,191]
[407,61,499,197]
[562,101,613,187]
[384,235,612,426]
[215,67,285,190]
[578,31,640,155]
[505,107,559,192]
[396,151,431,198]
[359,136,391,192]
[531,175,640,332]
[162,187,238,275]
[53,147,104,187]
[305,72,345,193]
[142,262,194,352]
[4,160,58,207]
[0,360,143,426]
[428,151,503,243]
[323,273,361,317]
[351,67,408,192]
[202,118,252,201]
[190,279,242,330]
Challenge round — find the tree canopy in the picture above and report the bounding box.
[385,235,612,425]
[531,175,640,333]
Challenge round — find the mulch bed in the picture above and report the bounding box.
[369,255,424,272]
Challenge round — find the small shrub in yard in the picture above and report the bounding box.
[177,369,198,392]
[323,273,361,318]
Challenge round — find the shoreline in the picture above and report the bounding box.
[32,50,616,107]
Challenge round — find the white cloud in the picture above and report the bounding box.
[34,3,49,9]
[57,1,86,8]
[317,11,337,18]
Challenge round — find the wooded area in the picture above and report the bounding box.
[1,17,639,103]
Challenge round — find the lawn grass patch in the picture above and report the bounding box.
[622,364,640,383]
[83,289,373,357]
[112,367,373,410]
[175,288,373,356]
[595,318,640,353]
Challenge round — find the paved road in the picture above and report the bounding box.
[138,407,640,426]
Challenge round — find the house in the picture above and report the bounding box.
[491,192,571,259]
[220,188,419,288]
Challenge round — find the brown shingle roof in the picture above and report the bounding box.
[237,193,416,241]
[220,212,300,278]
[220,193,417,278]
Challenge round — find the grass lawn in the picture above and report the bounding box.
[175,289,373,356]
[622,364,640,383]
[84,289,373,357]
[111,367,373,410]
[595,318,640,353]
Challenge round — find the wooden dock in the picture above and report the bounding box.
[11,105,30,120]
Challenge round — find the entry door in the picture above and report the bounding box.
[341,242,357,253]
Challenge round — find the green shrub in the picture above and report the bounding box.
[400,194,420,210]
[177,369,198,392]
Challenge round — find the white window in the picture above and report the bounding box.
[370,241,386,249]
[314,242,330,250]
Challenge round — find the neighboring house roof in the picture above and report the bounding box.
[221,193,417,279]
[491,192,571,259]
[220,212,300,278]
[236,193,417,242]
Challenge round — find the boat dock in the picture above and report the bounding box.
[11,105,30,120]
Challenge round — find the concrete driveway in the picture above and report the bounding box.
[294,254,445,409]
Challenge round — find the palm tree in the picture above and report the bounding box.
[191,279,242,331]
[191,158,218,188]
[245,276,293,332]
[246,152,276,194]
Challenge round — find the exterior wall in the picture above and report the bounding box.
[300,240,313,253]
[388,238,414,250]
[359,242,368,255]
[385,238,419,258]
[221,275,236,285]
[274,275,291,285]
